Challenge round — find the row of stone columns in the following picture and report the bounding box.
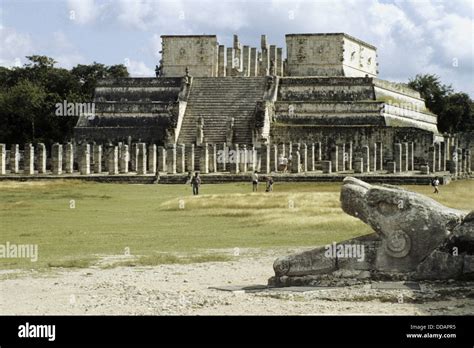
[0,143,155,175]
[1,141,471,176]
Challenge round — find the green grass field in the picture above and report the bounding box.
[0,179,472,270]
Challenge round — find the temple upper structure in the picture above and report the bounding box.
[75,33,441,167]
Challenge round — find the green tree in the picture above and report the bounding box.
[0,56,130,145]
[408,74,473,132]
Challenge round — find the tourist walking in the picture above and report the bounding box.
[191,172,201,195]
[252,171,259,192]
[431,176,440,194]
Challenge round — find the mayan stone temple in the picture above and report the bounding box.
[1,33,472,181]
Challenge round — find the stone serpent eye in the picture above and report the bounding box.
[384,231,411,258]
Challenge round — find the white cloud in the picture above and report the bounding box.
[126,59,155,76]
[0,26,35,67]
[67,0,102,25]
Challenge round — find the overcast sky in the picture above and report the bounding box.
[1,0,473,96]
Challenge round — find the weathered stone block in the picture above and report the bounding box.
[137,143,147,175]
[51,143,63,175]
[36,143,47,174]
[93,145,102,173]
[23,143,35,175]
[10,144,19,174]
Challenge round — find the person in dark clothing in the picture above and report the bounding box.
[264,176,274,192]
[191,172,201,195]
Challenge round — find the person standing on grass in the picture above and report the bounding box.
[252,171,259,192]
[265,176,274,192]
[191,172,201,195]
[431,176,440,194]
[185,171,192,185]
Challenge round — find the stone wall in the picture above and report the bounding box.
[161,35,219,77]
[285,33,377,77]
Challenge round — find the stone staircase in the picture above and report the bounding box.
[177,77,266,145]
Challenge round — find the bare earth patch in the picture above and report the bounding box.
[1,249,472,315]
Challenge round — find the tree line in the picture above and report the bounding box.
[0,55,472,146]
[0,55,128,147]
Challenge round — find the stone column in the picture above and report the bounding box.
[337,144,345,172]
[309,143,315,171]
[436,143,442,172]
[402,142,409,172]
[372,143,378,172]
[466,150,471,173]
[250,48,258,77]
[108,146,119,175]
[158,146,167,172]
[354,158,363,173]
[315,142,322,162]
[176,144,185,174]
[346,142,353,171]
[137,143,147,175]
[277,48,283,76]
[259,37,269,76]
[165,143,176,174]
[210,144,217,173]
[230,144,240,174]
[393,143,402,173]
[120,144,129,174]
[36,143,47,174]
[216,144,225,172]
[80,144,91,175]
[441,142,447,172]
[321,161,332,174]
[0,144,6,175]
[208,144,214,173]
[428,145,436,174]
[240,145,248,173]
[362,145,370,173]
[269,45,277,75]
[301,143,308,172]
[64,143,74,174]
[331,145,339,172]
[186,144,194,172]
[148,144,157,174]
[291,147,301,173]
[131,144,139,172]
[461,149,467,173]
[279,143,286,158]
[51,143,63,175]
[376,141,383,171]
[242,46,250,76]
[445,136,451,161]
[226,47,234,76]
[449,147,458,175]
[10,144,19,174]
[93,145,102,173]
[408,142,414,171]
[218,45,226,77]
[260,144,270,174]
[24,143,34,175]
[200,143,209,174]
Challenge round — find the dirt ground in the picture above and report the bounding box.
[1,249,473,315]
